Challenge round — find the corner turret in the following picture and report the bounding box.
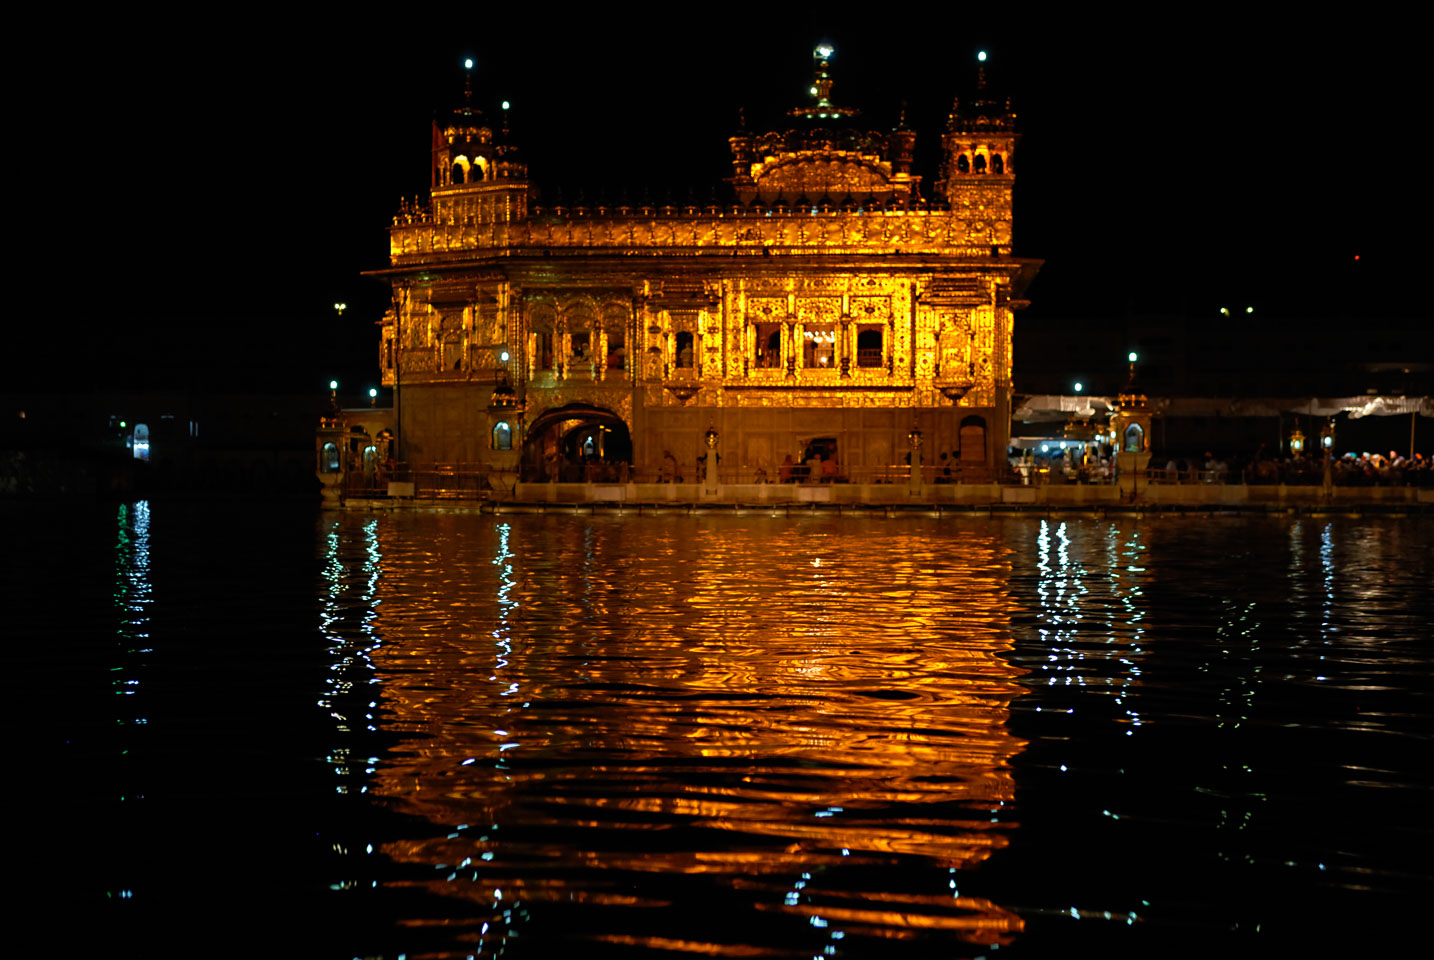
[935,51,1017,254]
[427,58,529,225]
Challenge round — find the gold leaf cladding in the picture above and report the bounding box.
[747,298,787,323]
[850,296,892,324]
[795,298,841,324]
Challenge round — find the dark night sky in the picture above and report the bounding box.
[26,14,1426,397]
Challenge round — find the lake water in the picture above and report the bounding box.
[21,504,1431,957]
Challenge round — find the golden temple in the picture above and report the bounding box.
[359,47,1040,492]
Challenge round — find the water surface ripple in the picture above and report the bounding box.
[23,506,1429,957]
[307,514,1431,958]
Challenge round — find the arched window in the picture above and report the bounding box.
[451,162,465,184]
[991,154,1004,174]
[857,328,883,367]
[957,154,970,174]
[320,441,340,473]
[675,331,694,369]
[493,422,513,450]
[362,445,378,476]
[973,154,987,174]
[1123,423,1145,452]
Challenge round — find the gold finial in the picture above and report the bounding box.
[811,44,836,107]
[790,43,858,120]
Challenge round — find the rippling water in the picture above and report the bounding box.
[21,505,1431,957]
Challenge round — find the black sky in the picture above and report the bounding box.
[28,14,1426,396]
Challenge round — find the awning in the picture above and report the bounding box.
[1013,395,1433,421]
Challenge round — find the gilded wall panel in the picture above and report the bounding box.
[849,296,892,324]
[746,297,788,323]
[795,298,841,324]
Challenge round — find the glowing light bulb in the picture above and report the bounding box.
[501,100,510,110]
[816,44,834,59]
[978,51,988,62]
[329,380,338,390]
[1074,382,1084,393]
[464,58,474,69]
[500,350,510,362]
[1128,352,1138,363]
[368,388,377,399]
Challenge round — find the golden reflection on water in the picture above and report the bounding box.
[351,515,1027,953]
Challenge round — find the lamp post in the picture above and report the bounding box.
[907,423,923,494]
[1320,419,1336,492]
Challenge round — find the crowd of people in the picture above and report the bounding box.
[1013,444,1432,486]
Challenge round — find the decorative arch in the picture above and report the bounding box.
[522,403,633,482]
[602,301,629,371]
[528,299,558,371]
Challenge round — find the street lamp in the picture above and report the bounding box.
[369,387,378,407]
[334,302,347,317]
[1289,428,1306,456]
[1073,381,1084,393]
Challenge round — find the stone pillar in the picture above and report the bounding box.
[907,425,925,496]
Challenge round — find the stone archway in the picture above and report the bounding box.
[522,404,633,482]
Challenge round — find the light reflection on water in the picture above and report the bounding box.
[323,516,1030,955]
[309,513,1432,957]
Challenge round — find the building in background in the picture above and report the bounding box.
[361,48,1039,492]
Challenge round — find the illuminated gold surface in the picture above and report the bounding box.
[365,53,1038,478]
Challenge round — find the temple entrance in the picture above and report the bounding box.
[522,404,633,482]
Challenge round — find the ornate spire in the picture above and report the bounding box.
[462,57,476,117]
[789,44,858,120]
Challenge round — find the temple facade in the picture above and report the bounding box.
[363,48,1039,492]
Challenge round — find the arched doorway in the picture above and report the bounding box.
[522,404,633,482]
